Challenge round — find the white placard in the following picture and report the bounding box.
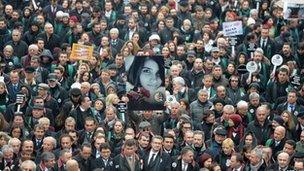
[271,54,283,66]
[246,61,258,73]
[222,21,243,37]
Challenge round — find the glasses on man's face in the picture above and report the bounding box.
[231,80,239,82]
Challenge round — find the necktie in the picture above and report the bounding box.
[262,39,266,49]
[183,163,187,171]
[148,153,155,165]
[13,84,18,92]
[290,105,294,112]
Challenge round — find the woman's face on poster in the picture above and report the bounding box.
[140,59,162,93]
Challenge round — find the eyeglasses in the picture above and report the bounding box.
[231,80,239,82]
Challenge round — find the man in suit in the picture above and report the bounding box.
[120,17,147,43]
[258,26,277,59]
[31,124,46,152]
[6,70,22,103]
[163,134,180,157]
[113,139,142,171]
[171,146,200,171]
[109,28,124,56]
[42,0,63,24]
[142,135,171,171]
[73,142,93,171]
[277,90,304,120]
[267,152,292,171]
[78,117,97,144]
[90,142,114,170]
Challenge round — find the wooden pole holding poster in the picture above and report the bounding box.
[69,43,94,61]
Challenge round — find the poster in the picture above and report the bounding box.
[70,43,94,61]
[283,0,304,19]
[222,21,243,37]
[126,55,166,111]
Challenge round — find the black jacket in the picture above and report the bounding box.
[142,150,172,171]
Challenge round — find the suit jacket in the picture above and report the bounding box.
[276,102,304,119]
[257,37,277,59]
[171,158,200,171]
[78,130,95,144]
[110,38,124,56]
[113,154,141,171]
[142,150,171,171]
[43,5,64,24]
[6,82,22,103]
[267,163,293,171]
[0,157,19,171]
[32,137,44,152]
[74,155,92,171]
[90,157,115,170]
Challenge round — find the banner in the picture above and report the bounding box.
[222,21,243,37]
[283,0,304,19]
[70,43,93,61]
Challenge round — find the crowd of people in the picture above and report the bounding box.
[0,0,304,170]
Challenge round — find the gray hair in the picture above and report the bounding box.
[250,9,258,16]
[43,136,57,148]
[172,76,185,86]
[8,138,21,146]
[110,28,119,34]
[249,92,260,100]
[21,160,37,170]
[28,44,39,51]
[237,100,248,109]
[4,45,13,51]
[223,105,235,113]
[1,145,14,154]
[252,147,263,160]
[193,130,205,141]
[65,117,76,125]
[41,151,55,162]
[198,89,208,97]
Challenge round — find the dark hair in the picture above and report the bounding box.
[285,140,296,149]
[100,142,111,151]
[232,153,244,163]
[127,56,165,88]
[181,146,194,156]
[81,142,92,150]
[124,139,137,147]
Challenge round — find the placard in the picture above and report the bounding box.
[271,54,283,66]
[222,21,243,37]
[246,61,258,73]
[283,0,304,19]
[126,55,166,111]
[70,43,94,61]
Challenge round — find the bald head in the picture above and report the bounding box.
[277,152,290,168]
[274,126,286,141]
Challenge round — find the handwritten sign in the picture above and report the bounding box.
[223,21,243,37]
[70,43,94,61]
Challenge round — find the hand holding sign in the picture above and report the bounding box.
[271,54,283,75]
[246,61,258,84]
